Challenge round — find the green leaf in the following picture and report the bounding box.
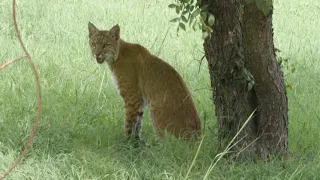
[208,14,215,26]
[201,12,208,21]
[255,0,264,9]
[179,23,186,31]
[189,5,194,11]
[262,5,272,15]
[170,17,180,22]
[191,8,201,18]
[235,61,241,68]
[189,14,195,26]
[207,26,213,33]
[202,31,209,39]
[201,24,207,31]
[182,10,188,16]
[176,6,181,14]
[185,4,190,10]
[181,15,188,23]
[200,4,209,11]
[168,4,177,8]
[192,21,197,31]
[247,81,255,91]
[274,48,281,53]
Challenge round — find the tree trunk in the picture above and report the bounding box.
[242,2,288,157]
[201,0,288,158]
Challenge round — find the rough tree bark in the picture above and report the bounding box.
[200,0,288,158]
[241,2,288,157]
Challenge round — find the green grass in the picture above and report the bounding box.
[0,0,320,179]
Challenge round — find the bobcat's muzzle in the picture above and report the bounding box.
[95,53,115,64]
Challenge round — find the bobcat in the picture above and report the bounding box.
[88,22,201,140]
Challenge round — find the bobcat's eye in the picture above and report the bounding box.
[90,42,95,48]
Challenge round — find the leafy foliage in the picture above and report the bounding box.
[245,0,273,15]
[168,0,214,39]
[169,0,272,39]
[275,48,296,90]
[233,60,255,91]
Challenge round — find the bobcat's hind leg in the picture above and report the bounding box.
[124,97,145,140]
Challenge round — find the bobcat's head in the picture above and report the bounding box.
[88,22,120,64]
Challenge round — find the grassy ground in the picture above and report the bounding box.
[0,0,319,179]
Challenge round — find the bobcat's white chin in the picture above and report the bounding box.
[105,55,116,64]
[97,54,116,64]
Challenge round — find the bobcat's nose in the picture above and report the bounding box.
[96,54,105,64]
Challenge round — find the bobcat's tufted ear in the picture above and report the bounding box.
[88,22,98,38]
[110,24,120,41]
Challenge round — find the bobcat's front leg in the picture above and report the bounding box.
[124,97,144,139]
[134,110,144,139]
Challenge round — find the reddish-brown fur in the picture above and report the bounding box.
[88,22,201,139]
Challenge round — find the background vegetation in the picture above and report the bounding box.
[0,0,319,179]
